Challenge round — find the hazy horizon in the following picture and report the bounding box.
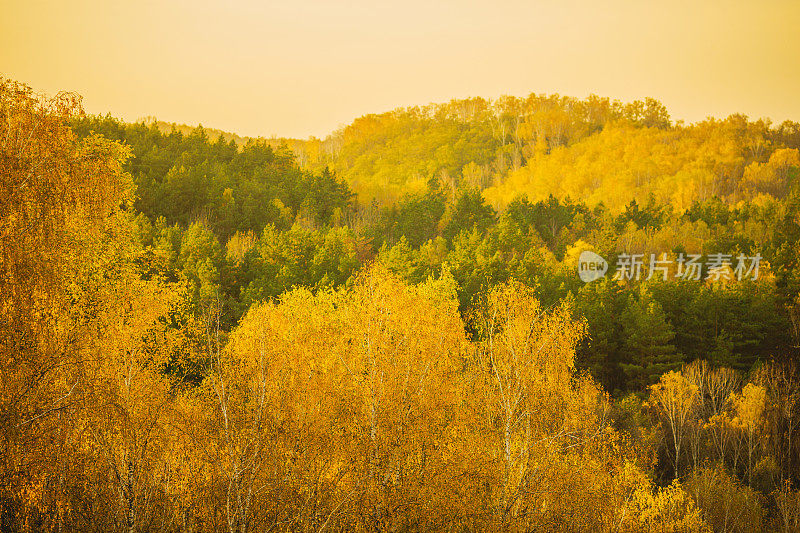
[3,0,800,139]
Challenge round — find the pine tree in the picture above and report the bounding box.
[620,288,682,389]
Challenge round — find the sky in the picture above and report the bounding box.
[2,0,799,139]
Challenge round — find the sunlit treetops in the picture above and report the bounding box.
[287,94,798,211]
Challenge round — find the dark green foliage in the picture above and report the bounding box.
[619,288,682,389]
[574,279,626,391]
[300,167,354,226]
[442,188,496,242]
[71,116,353,242]
[506,194,593,257]
[615,194,669,232]
[379,187,446,248]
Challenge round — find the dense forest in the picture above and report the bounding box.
[3,77,800,531]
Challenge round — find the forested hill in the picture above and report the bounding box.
[127,94,800,210]
[285,95,800,210]
[71,94,800,394]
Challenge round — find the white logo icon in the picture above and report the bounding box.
[578,251,608,283]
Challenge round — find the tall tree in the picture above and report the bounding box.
[620,289,682,389]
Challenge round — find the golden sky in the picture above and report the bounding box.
[2,0,799,139]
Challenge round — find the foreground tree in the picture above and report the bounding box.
[0,78,133,527]
[649,371,699,480]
